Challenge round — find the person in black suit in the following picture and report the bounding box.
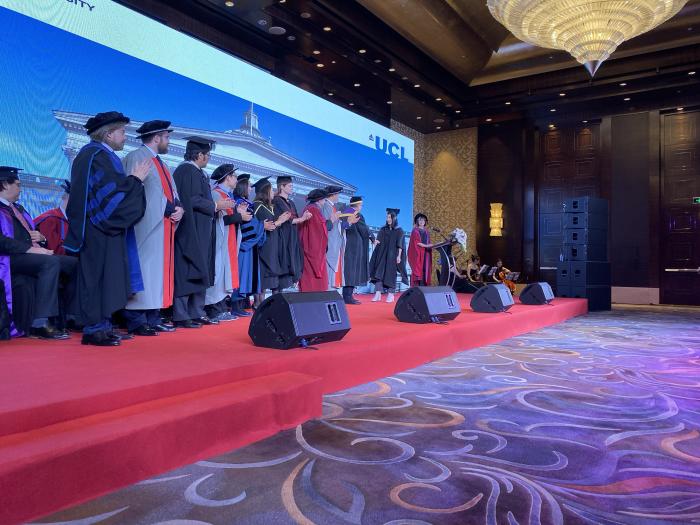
[0,166,76,339]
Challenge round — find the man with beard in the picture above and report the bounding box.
[123,120,183,336]
[64,111,149,346]
[172,136,230,328]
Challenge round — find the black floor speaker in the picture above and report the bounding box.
[519,282,555,305]
[394,286,461,323]
[470,284,515,313]
[248,291,351,349]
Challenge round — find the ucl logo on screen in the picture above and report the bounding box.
[65,0,96,11]
[369,134,407,161]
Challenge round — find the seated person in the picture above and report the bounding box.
[466,254,483,282]
[0,166,76,339]
[493,258,516,294]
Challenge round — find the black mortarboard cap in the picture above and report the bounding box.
[307,188,328,202]
[136,120,173,137]
[84,111,130,135]
[237,173,251,183]
[211,164,237,182]
[184,135,216,150]
[414,213,427,224]
[350,196,363,204]
[0,166,22,181]
[61,179,71,194]
[325,185,343,195]
[276,175,293,185]
[386,208,400,215]
[252,177,272,192]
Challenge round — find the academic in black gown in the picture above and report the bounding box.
[253,199,281,291]
[344,212,373,287]
[172,162,216,319]
[64,141,145,333]
[272,194,302,289]
[368,225,408,290]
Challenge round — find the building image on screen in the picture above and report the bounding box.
[0,0,413,235]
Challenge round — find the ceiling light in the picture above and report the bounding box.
[505,101,511,105]
[689,71,696,75]
[358,49,366,54]
[312,50,320,55]
[225,1,234,6]
[257,19,268,26]
[549,123,555,128]
[269,26,286,35]
[436,126,442,130]
[677,107,684,111]
[436,97,442,101]
[331,60,336,64]
[287,35,296,41]
[327,92,333,96]
[401,76,408,80]
[374,59,382,63]
[349,102,354,106]
[619,82,627,86]
[353,83,361,87]
[300,12,311,18]
[583,120,588,123]
[486,118,492,122]
[559,92,566,96]
[388,67,396,72]
[446,104,453,108]
[417,116,422,120]
[279,0,286,3]
[386,101,392,104]
[323,26,332,32]
[455,110,461,113]
[316,63,324,68]
[413,84,420,88]
[487,0,687,76]
[624,97,630,101]
[550,108,556,112]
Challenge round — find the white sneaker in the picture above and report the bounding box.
[372,291,382,302]
[386,293,395,303]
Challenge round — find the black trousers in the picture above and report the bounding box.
[123,309,161,331]
[10,254,77,320]
[173,291,205,321]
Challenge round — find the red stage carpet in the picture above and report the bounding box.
[0,294,586,524]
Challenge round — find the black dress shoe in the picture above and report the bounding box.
[129,326,159,336]
[153,323,176,332]
[110,331,134,340]
[29,326,70,340]
[173,319,202,328]
[344,298,362,305]
[197,316,219,325]
[82,332,120,346]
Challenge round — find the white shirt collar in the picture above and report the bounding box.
[101,142,114,153]
[144,144,158,158]
[0,197,11,207]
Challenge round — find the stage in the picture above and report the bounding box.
[0,294,587,525]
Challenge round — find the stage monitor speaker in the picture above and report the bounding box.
[394,286,461,323]
[519,282,555,305]
[470,284,515,313]
[248,291,351,349]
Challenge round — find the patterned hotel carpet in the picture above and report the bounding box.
[36,306,700,525]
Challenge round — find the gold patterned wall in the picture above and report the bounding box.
[391,120,478,265]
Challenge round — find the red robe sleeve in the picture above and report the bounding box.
[299,205,328,278]
[35,210,66,255]
[407,227,425,280]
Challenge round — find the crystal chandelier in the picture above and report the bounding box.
[487,0,689,76]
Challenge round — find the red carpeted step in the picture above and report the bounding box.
[0,371,322,525]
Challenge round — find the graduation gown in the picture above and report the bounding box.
[322,201,344,286]
[206,187,241,305]
[172,162,215,297]
[254,200,281,290]
[368,226,408,289]
[272,195,303,288]
[64,141,145,326]
[343,211,372,287]
[237,217,266,296]
[0,202,37,337]
[34,207,68,255]
[408,227,432,286]
[298,203,328,292]
[124,146,179,310]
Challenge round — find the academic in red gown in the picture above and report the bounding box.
[298,202,328,292]
[34,208,68,255]
[408,227,432,286]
